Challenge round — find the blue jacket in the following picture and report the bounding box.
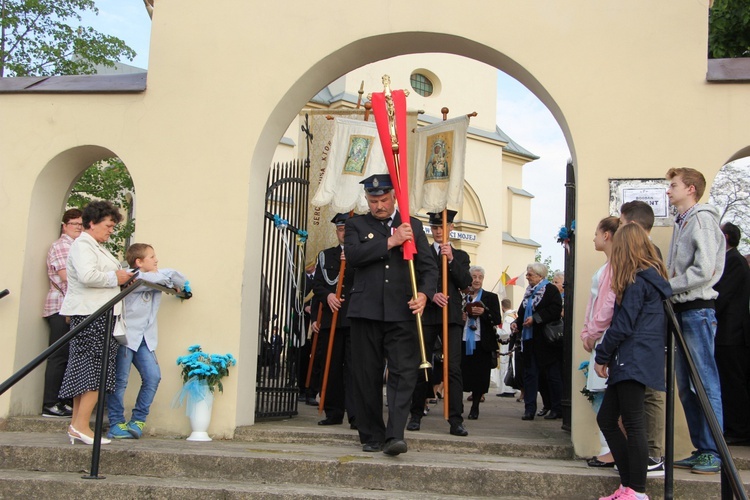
[595,267,672,391]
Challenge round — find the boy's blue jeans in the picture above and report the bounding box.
[107,338,161,424]
[674,307,723,459]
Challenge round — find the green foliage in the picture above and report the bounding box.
[67,157,134,258]
[0,0,136,77]
[709,0,750,58]
[534,250,559,281]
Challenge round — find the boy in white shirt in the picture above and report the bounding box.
[107,243,187,439]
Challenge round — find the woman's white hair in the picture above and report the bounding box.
[469,265,485,277]
[527,262,548,278]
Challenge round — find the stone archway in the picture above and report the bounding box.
[238,32,577,425]
[13,145,129,415]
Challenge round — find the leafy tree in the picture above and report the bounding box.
[709,0,750,58]
[709,159,750,254]
[535,250,560,280]
[68,158,135,257]
[0,0,136,77]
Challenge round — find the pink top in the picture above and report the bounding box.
[580,262,616,343]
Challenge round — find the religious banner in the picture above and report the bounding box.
[311,117,387,213]
[371,84,416,259]
[411,115,469,213]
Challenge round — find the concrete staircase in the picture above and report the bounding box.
[1,396,749,499]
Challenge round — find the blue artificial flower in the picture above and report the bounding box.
[578,360,590,371]
[176,345,238,394]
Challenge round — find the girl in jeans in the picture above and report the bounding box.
[594,223,671,500]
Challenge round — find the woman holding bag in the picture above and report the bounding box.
[511,262,563,421]
[59,201,133,445]
[581,216,619,468]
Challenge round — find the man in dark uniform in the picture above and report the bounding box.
[345,174,438,456]
[312,213,356,428]
[297,262,319,406]
[714,222,750,444]
[407,210,471,436]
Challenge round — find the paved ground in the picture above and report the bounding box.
[257,387,574,450]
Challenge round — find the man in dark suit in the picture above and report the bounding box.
[312,213,356,427]
[297,262,319,406]
[714,222,750,444]
[345,174,438,456]
[406,210,471,436]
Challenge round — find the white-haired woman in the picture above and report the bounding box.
[511,263,563,421]
[461,265,501,420]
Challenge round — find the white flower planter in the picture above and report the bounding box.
[186,384,214,442]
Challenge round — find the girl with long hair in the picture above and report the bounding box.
[581,216,619,468]
[594,223,671,500]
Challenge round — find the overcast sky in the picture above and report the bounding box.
[78,2,569,272]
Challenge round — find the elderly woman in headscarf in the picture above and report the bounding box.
[511,263,563,421]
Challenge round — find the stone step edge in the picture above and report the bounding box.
[233,425,575,459]
[0,469,499,500]
[1,416,576,460]
[0,435,740,499]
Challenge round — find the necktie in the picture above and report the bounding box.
[381,217,392,228]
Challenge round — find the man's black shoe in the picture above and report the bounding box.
[362,442,382,452]
[406,417,421,431]
[521,412,535,421]
[450,424,468,436]
[537,408,550,417]
[318,417,343,426]
[383,438,407,456]
[305,398,319,407]
[544,411,561,420]
[42,403,71,418]
[350,421,358,430]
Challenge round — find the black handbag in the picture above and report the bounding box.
[503,356,514,386]
[543,319,564,343]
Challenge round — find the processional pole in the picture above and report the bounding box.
[371,75,431,379]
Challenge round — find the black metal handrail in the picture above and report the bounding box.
[0,279,190,479]
[663,300,748,500]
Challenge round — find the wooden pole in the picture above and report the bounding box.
[305,303,323,388]
[440,107,451,420]
[356,81,364,109]
[441,209,450,420]
[318,257,346,414]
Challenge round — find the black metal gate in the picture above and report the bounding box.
[255,157,310,419]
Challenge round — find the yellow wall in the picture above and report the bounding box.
[1,1,748,455]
